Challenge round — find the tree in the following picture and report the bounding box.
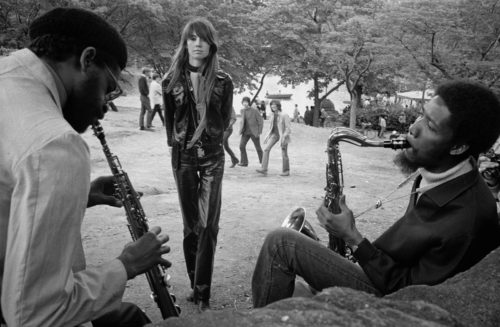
[252,0,400,128]
[381,0,500,94]
[253,0,346,126]
[0,0,45,49]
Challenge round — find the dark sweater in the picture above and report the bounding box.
[354,168,500,295]
[138,75,149,96]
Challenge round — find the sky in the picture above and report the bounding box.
[233,75,351,117]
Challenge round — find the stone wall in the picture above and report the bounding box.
[152,248,499,327]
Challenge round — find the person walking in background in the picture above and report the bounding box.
[149,73,165,126]
[378,114,387,138]
[138,67,152,130]
[224,107,239,168]
[320,108,327,127]
[162,17,233,312]
[257,100,291,176]
[304,106,312,126]
[238,96,263,167]
[398,112,407,133]
[258,99,267,120]
[293,104,300,123]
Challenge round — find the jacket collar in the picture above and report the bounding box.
[11,49,64,112]
[414,159,480,208]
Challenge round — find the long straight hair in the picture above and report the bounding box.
[165,17,219,105]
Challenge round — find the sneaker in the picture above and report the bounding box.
[238,163,248,167]
[256,169,268,176]
[280,171,290,176]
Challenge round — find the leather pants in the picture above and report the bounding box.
[172,145,225,301]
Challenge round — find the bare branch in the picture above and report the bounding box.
[396,35,435,80]
[319,80,345,102]
[351,52,372,89]
[481,31,500,61]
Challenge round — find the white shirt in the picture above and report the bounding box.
[0,49,127,327]
[150,80,162,106]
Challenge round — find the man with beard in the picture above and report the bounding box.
[252,80,500,307]
[0,8,171,327]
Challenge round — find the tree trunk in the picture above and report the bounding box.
[313,74,321,127]
[349,85,362,129]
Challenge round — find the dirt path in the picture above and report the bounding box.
[81,104,411,322]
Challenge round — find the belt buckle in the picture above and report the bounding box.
[194,140,205,157]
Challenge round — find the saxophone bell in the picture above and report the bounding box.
[282,207,320,241]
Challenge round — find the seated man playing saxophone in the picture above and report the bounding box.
[252,80,500,307]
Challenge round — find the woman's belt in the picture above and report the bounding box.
[183,139,223,158]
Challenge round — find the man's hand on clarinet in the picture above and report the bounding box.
[117,226,171,279]
[316,195,363,247]
[87,175,122,208]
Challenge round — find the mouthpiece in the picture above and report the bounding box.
[383,138,410,150]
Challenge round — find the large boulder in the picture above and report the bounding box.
[152,248,499,327]
[388,247,500,327]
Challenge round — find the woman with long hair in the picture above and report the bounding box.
[162,17,233,311]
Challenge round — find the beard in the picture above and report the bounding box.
[393,151,420,176]
[62,73,107,134]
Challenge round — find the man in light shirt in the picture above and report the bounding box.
[0,8,171,327]
[149,73,165,127]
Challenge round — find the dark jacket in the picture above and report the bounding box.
[138,75,149,97]
[163,70,233,148]
[354,166,500,295]
[239,107,263,137]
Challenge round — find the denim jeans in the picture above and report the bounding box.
[239,134,263,165]
[261,134,289,173]
[172,146,225,301]
[252,228,380,308]
[139,95,152,128]
[223,127,239,164]
[150,104,165,126]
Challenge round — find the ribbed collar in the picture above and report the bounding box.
[417,157,473,194]
[415,157,479,207]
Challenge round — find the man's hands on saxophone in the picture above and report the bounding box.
[85,175,172,281]
[118,226,172,280]
[316,195,364,249]
[87,175,122,208]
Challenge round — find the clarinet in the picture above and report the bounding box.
[92,122,180,319]
[325,127,409,259]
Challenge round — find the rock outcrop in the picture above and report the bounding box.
[152,248,499,327]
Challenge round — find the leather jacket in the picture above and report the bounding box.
[163,70,234,149]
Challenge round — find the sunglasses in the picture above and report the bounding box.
[103,64,123,103]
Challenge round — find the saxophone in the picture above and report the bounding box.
[92,122,180,319]
[325,127,409,258]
